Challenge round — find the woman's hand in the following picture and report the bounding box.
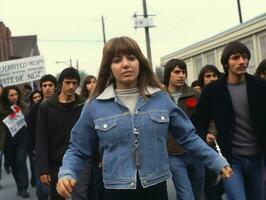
[220,165,233,179]
[56,177,77,199]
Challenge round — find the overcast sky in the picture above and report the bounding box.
[1,0,266,77]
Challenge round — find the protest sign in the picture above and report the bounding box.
[0,56,45,86]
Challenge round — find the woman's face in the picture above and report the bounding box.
[86,78,97,93]
[110,54,139,89]
[8,89,19,105]
[32,92,42,103]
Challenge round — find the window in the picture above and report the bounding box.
[194,55,203,75]
[260,35,266,59]
[242,40,255,74]
[205,51,215,65]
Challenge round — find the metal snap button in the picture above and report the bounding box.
[103,124,108,129]
[161,116,165,120]
[130,182,135,187]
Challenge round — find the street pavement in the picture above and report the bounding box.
[0,169,36,200]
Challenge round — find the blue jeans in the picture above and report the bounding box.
[223,154,264,200]
[33,159,48,200]
[5,141,29,191]
[169,153,205,200]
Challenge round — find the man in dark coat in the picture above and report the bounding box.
[27,74,57,200]
[36,67,84,200]
[192,41,266,200]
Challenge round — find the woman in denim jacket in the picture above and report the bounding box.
[57,36,232,200]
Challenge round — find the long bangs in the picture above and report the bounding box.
[105,37,141,60]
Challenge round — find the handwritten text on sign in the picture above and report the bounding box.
[0,56,45,86]
[2,105,27,137]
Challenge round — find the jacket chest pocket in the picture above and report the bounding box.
[95,116,119,146]
[149,111,169,138]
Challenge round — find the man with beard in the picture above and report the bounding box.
[192,41,266,200]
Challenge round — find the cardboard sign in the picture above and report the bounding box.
[0,56,45,86]
[2,105,27,137]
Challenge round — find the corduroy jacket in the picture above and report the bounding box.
[167,84,200,155]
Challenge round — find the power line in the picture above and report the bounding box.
[0,37,191,44]
[38,39,103,43]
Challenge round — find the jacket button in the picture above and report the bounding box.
[103,124,108,129]
[130,182,135,188]
[161,116,165,120]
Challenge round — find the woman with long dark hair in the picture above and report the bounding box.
[0,85,30,198]
[57,36,232,200]
[29,90,43,106]
[80,75,97,99]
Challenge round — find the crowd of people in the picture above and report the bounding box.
[0,36,266,200]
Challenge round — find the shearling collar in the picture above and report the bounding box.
[96,84,161,100]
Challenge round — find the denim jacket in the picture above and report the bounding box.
[59,84,228,189]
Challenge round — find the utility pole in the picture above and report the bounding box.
[101,15,106,44]
[133,0,155,68]
[142,0,152,65]
[69,58,73,67]
[76,60,79,71]
[237,0,243,23]
[56,59,78,70]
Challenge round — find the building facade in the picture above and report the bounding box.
[0,21,41,88]
[160,13,266,84]
[0,22,12,61]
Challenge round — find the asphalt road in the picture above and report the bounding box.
[0,169,36,199]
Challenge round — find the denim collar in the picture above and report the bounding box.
[96,84,161,100]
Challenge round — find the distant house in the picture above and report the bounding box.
[0,21,41,89]
[11,35,40,59]
[160,13,266,84]
[0,22,12,61]
[0,21,40,60]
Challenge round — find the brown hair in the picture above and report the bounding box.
[1,85,24,108]
[221,41,251,74]
[93,36,162,98]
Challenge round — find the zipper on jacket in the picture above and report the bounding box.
[133,127,140,168]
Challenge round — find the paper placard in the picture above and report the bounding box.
[2,105,27,137]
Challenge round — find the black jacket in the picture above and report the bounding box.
[26,102,41,156]
[0,104,28,147]
[191,73,266,162]
[36,92,84,176]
